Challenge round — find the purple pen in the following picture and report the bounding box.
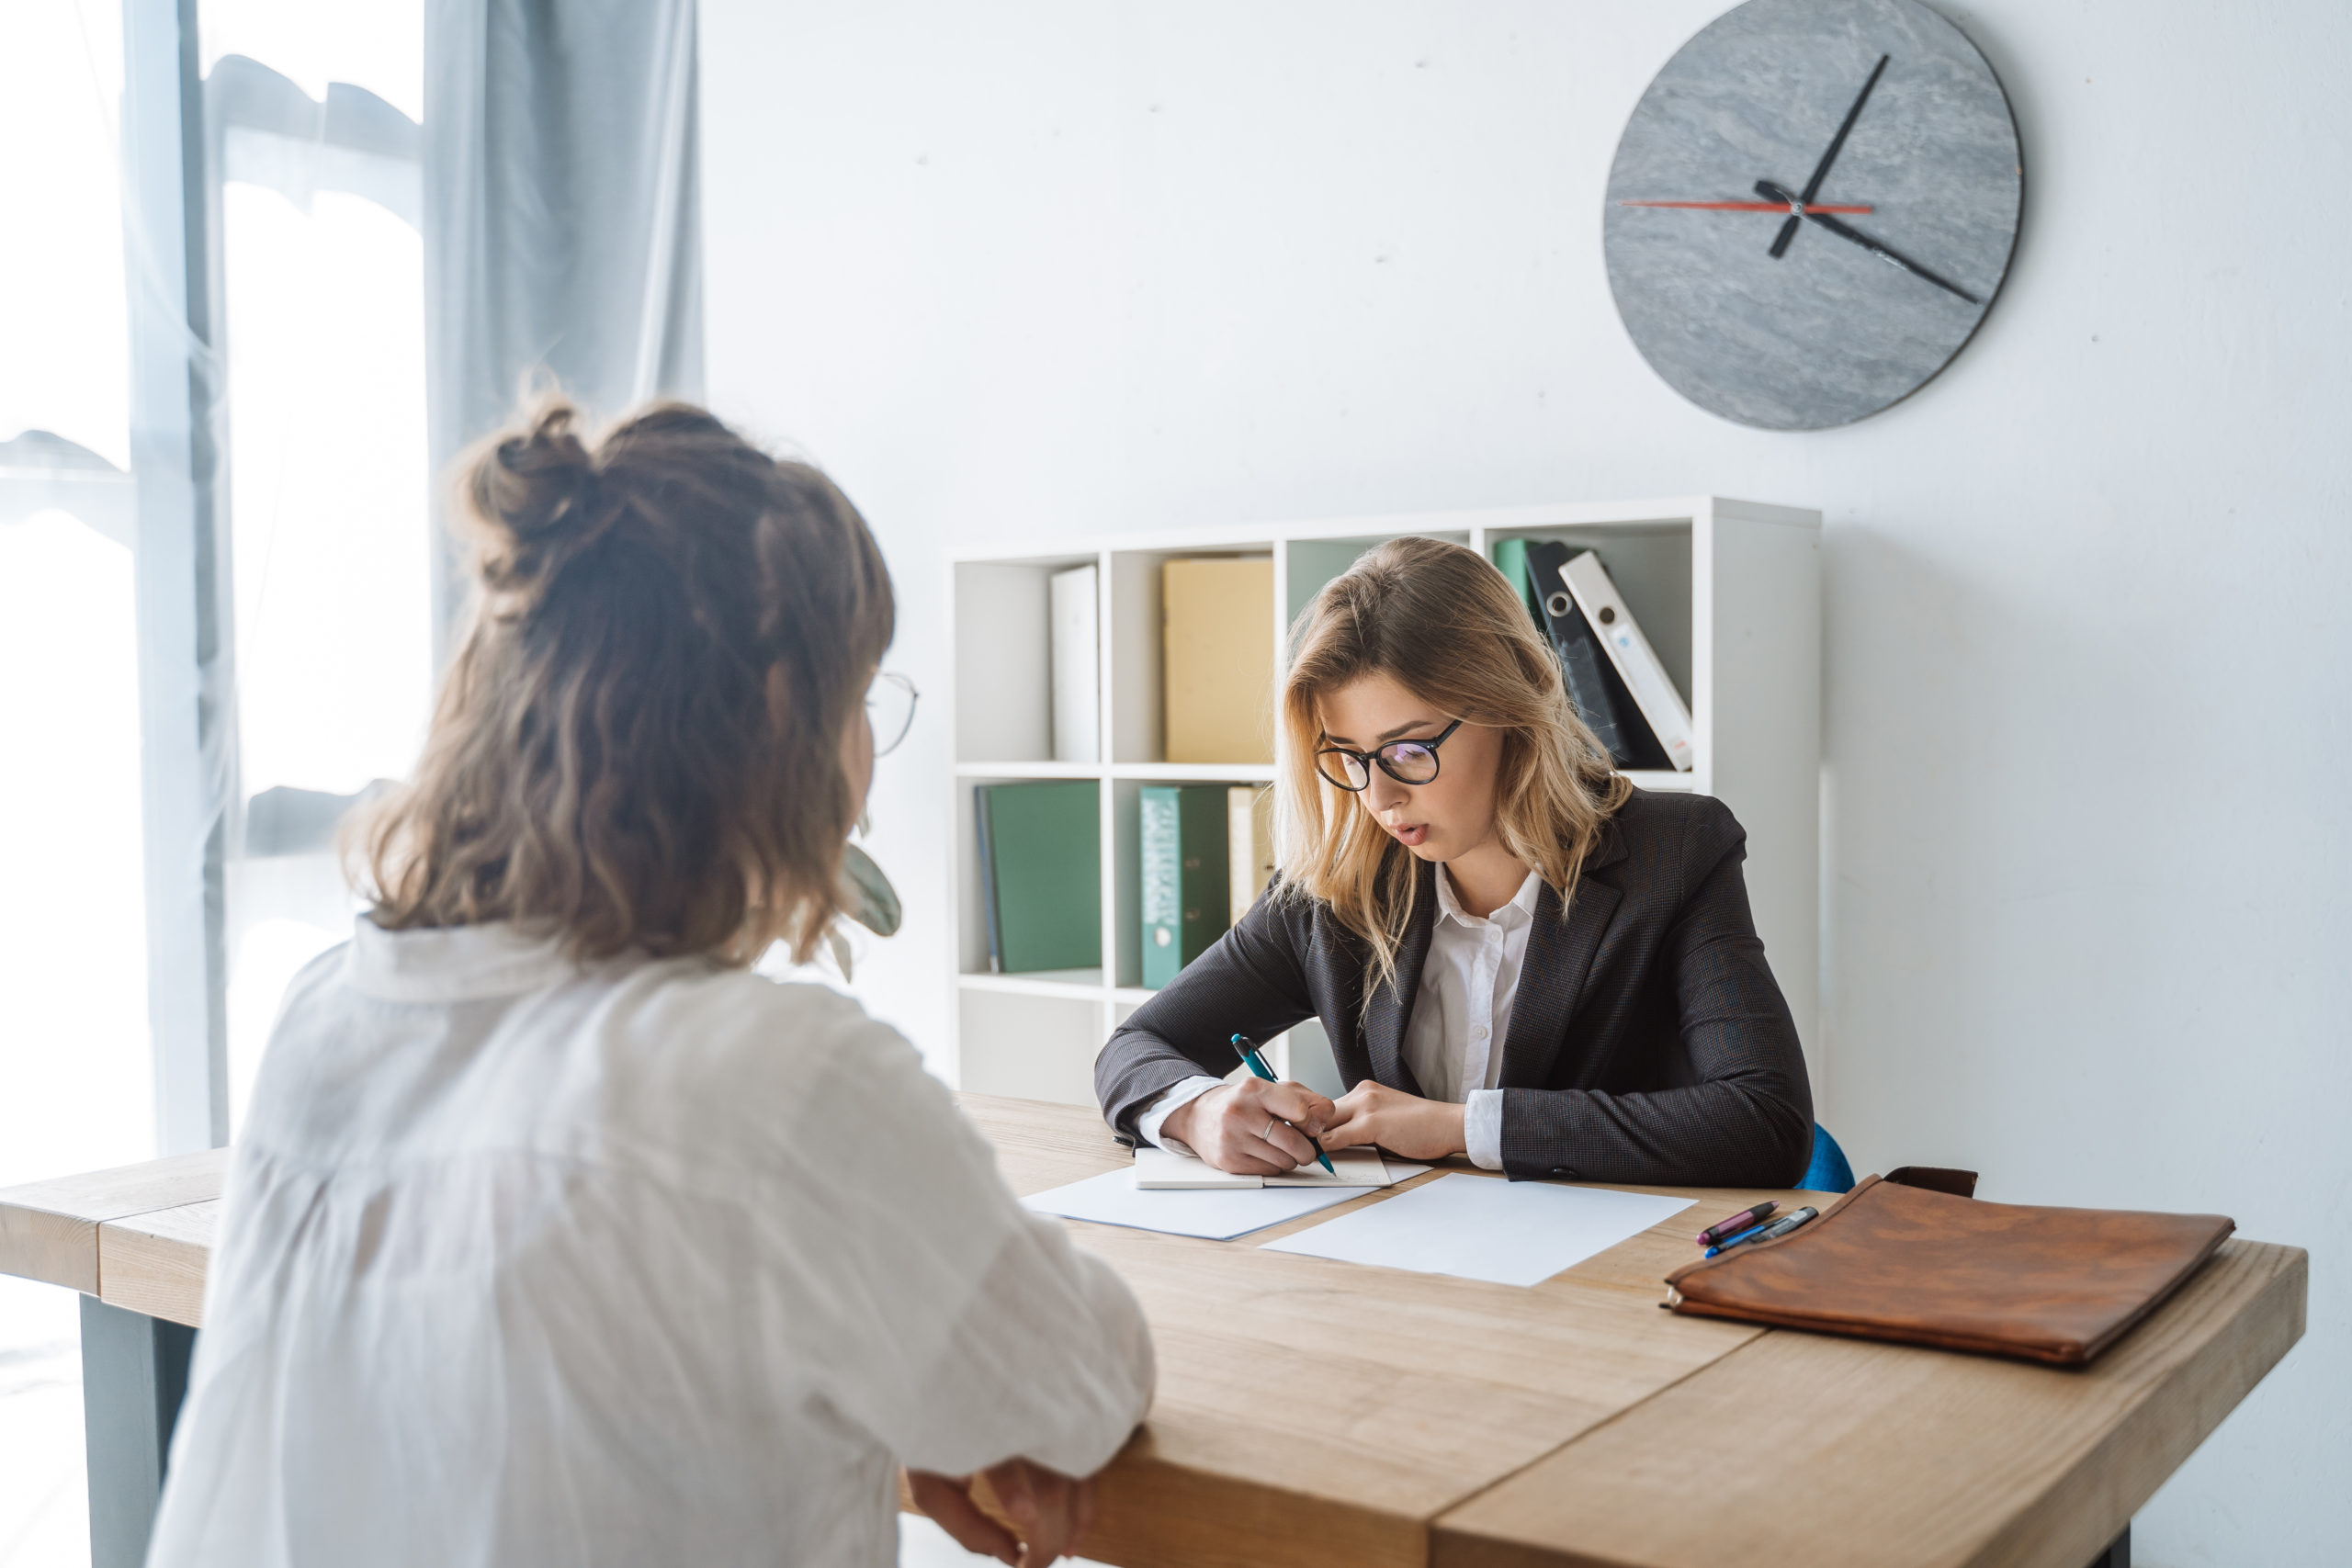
[1695,1201,1776,1247]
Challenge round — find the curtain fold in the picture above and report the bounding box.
[422,0,705,649]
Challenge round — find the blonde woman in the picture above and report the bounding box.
[1097,536,1812,1184]
[149,399,1151,1568]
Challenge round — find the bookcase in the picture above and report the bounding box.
[946,497,1822,1110]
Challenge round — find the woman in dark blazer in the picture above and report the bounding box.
[1095,536,1812,1187]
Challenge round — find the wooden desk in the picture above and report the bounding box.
[0,1098,2305,1568]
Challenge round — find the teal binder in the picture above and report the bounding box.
[1139,785,1231,989]
[1489,536,1548,632]
[978,781,1101,973]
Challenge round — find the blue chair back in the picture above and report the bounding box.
[1803,1125,1856,1194]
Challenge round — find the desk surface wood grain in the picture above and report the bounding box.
[1431,1240,2306,1568]
[0,1096,2305,1568]
[962,1096,1796,1568]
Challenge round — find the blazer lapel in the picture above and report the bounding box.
[1360,861,1435,1099]
[1498,823,1628,1089]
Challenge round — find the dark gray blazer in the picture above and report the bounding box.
[1094,788,1813,1186]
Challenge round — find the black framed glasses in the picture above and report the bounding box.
[1315,719,1463,791]
[865,670,919,757]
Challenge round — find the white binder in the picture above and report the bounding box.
[1049,564,1099,761]
[1557,550,1694,771]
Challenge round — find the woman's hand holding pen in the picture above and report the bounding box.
[1317,1080,1467,1162]
[1160,1077,1335,1176]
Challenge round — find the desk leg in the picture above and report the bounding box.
[80,1296,198,1568]
[2085,1524,2130,1568]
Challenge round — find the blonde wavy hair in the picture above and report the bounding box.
[1275,536,1631,996]
[354,394,894,966]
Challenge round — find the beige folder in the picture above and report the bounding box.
[1227,785,1273,925]
[1163,558,1273,763]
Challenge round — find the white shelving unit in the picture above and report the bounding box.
[944,497,1821,1108]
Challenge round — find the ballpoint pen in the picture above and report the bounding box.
[1230,1033,1337,1175]
[1696,1201,1777,1247]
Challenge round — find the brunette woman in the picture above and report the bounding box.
[1097,536,1811,1184]
[149,399,1150,1568]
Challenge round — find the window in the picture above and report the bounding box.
[203,2,428,1126]
[0,4,425,1560]
[0,2,151,1558]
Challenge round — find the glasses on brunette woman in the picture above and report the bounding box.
[1314,719,1463,790]
[865,671,919,756]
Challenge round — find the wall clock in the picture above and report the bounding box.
[1603,0,2022,430]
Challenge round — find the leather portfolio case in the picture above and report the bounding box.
[1665,1175,2233,1366]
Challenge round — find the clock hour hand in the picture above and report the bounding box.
[1754,180,1983,305]
[1771,52,1891,259]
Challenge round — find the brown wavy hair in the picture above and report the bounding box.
[355,394,894,965]
[1275,536,1631,996]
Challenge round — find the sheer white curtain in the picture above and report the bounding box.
[198,6,434,1138]
[424,0,705,638]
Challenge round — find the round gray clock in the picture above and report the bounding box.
[1603,0,2021,430]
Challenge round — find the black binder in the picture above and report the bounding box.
[1523,540,1669,772]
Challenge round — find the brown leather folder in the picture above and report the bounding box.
[1665,1175,2234,1366]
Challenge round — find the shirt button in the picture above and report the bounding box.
[1487,928,1502,942]
[1472,1025,1488,1041]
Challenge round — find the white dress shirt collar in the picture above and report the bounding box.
[1432,863,1543,931]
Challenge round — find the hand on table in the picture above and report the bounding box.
[905,1459,1096,1568]
[1317,1080,1467,1163]
[1159,1076,1335,1176]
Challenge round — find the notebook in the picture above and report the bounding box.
[1665,1174,2234,1366]
[1133,1145,1401,1190]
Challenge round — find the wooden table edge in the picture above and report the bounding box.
[0,1149,231,1297]
[96,1201,220,1328]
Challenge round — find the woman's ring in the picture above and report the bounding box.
[1263,1117,1278,1142]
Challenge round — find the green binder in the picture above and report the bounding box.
[1139,785,1231,989]
[979,781,1101,973]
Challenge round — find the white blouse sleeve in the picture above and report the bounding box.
[1135,1075,1226,1152]
[738,997,1154,1480]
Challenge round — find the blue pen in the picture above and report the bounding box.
[1701,1222,1770,1258]
[1230,1033,1337,1175]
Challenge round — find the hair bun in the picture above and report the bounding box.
[477,398,601,538]
[462,396,623,596]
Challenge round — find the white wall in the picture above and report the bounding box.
[698,4,2351,1562]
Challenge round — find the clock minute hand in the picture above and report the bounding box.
[1770,51,1891,259]
[1754,180,1983,305]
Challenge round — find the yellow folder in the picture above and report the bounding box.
[1163,558,1273,763]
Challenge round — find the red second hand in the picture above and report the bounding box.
[1619,199,1874,213]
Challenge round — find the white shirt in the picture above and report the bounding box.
[148,919,1154,1568]
[1139,866,1543,1170]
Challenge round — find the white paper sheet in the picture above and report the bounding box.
[1258,1172,1694,1287]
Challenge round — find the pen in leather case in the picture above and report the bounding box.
[1703,1205,1819,1258]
